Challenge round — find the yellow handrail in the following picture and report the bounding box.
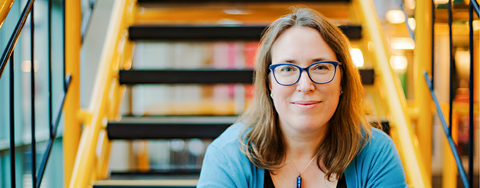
[68,0,136,187]
[351,0,431,187]
[0,0,14,30]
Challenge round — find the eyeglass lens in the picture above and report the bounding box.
[273,63,335,85]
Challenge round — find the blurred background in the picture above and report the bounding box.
[0,0,478,187]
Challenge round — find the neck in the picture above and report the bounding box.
[281,122,328,160]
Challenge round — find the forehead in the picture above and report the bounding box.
[270,26,337,63]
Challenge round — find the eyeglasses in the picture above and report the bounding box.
[269,61,340,86]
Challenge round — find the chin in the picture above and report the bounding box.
[291,117,328,131]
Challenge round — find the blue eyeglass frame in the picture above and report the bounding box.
[269,61,340,86]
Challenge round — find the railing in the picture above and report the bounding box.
[0,0,72,187]
[423,1,479,188]
[68,0,135,187]
[351,0,430,187]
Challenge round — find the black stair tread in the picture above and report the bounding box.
[107,116,237,140]
[119,68,374,85]
[109,173,200,181]
[93,179,197,188]
[129,25,361,41]
[110,169,202,178]
[108,114,388,140]
[117,115,238,124]
[138,0,350,3]
[119,69,253,85]
[104,169,201,187]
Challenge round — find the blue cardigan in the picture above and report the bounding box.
[198,123,408,188]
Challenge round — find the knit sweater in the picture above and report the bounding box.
[198,123,408,188]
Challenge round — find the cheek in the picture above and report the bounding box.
[329,70,342,94]
[270,83,295,109]
[317,78,342,100]
[270,84,282,101]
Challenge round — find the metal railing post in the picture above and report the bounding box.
[443,1,457,187]
[48,0,53,138]
[467,2,474,187]
[9,51,15,188]
[414,0,433,180]
[30,6,37,188]
[63,0,82,187]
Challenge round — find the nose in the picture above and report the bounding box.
[296,70,314,93]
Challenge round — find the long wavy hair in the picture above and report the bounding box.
[238,7,372,180]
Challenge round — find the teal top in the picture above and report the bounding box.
[198,123,408,188]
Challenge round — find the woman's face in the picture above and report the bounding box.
[270,26,342,134]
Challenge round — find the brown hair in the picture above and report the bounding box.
[238,7,372,180]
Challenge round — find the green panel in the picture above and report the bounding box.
[1,150,24,188]
[396,71,407,98]
[40,138,64,188]
[0,152,4,188]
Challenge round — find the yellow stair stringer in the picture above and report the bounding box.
[68,0,136,187]
[351,0,431,187]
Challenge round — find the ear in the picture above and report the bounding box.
[268,74,272,90]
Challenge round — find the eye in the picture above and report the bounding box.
[279,65,298,72]
[311,64,330,70]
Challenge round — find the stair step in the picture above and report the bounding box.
[111,169,201,177]
[119,69,374,85]
[119,69,253,85]
[107,116,237,140]
[93,179,197,188]
[129,25,361,41]
[108,115,389,140]
[138,0,350,3]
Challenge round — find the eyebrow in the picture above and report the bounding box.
[311,58,329,62]
[273,59,295,65]
[279,58,330,64]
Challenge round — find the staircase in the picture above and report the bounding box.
[67,0,427,187]
[90,1,377,187]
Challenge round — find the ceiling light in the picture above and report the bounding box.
[391,37,415,50]
[408,18,416,30]
[390,55,408,71]
[386,10,405,24]
[350,48,364,67]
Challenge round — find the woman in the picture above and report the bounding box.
[198,7,407,188]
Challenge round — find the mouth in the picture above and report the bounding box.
[291,101,321,110]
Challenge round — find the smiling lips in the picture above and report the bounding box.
[291,101,321,110]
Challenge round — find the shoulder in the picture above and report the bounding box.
[205,122,250,166]
[198,123,263,188]
[365,127,394,151]
[209,122,248,150]
[357,127,399,165]
[345,127,407,187]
